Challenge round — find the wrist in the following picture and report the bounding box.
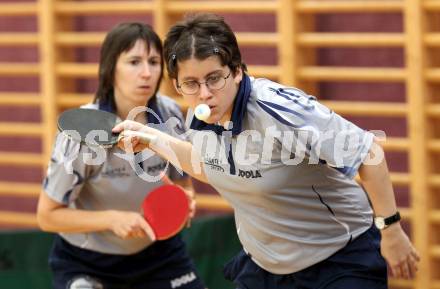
[380,222,402,238]
[374,211,401,230]
[105,210,119,230]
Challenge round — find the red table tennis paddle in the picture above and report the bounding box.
[142,184,189,240]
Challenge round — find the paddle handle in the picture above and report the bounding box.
[119,130,158,144]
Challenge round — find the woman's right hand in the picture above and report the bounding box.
[108,210,156,241]
[113,120,152,152]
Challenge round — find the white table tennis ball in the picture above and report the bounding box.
[194,104,211,121]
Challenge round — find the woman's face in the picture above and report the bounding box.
[114,39,162,108]
[173,56,242,125]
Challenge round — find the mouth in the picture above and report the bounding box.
[138,85,151,90]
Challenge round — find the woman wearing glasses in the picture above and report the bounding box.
[114,13,420,289]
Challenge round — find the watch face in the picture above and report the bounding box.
[375,217,385,230]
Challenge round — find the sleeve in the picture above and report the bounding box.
[157,97,189,181]
[42,132,88,205]
[257,84,374,179]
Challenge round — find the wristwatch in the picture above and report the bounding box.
[374,211,401,230]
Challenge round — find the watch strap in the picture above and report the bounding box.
[384,211,401,226]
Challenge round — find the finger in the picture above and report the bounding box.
[161,174,174,185]
[408,255,419,278]
[184,189,195,199]
[134,228,146,238]
[139,219,156,241]
[120,230,130,239]
[411,249,421,262]
[112,120,139,133]
[400,260,410,279]
[189,200,196,218]
[112,120,134,133]
[391,264,402,279]
[112,121,125,133]
[119,134,139,153]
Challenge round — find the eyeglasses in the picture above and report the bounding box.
[177,72,231,95]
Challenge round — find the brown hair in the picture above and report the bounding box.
[163,13,247,80]
[94,22,164,106]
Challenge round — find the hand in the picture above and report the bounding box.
[108,210,156,241]
[113,120,150,153]
[161,175,196,227]
[380,223,420,279]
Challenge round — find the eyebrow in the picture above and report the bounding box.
[181,69,224,82]
[124,50,161,59]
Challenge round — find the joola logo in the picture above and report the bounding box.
[238,169,262,179]
[170,272,196,288]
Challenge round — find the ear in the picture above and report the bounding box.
[233,67,243,84]
[172,79,182,95]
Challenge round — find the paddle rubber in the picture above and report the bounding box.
[142,185,189,240]
[58,108,119,148]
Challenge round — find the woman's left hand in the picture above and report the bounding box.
[380,223,420,279]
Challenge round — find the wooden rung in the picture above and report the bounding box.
[425,0,440,11]
[388,279,413,288]
[0,3,37,16]
[0,122,43,136]
[431,211,440,223]
[299,66,406,82]
[0,181,40,197]
[247,65,280,79]
[425,33,440,47]
[56,32,105,46]
[236,32,278,47]
[428,139,440,152]
[297,1,403,13]
[0,152,43,166]
[56,63,280,79]
[0,211,37,227]
[399,208,411,221]
[320,100,407,117]
[56,32,279,47]
[426,68,440,82]
[56,63,97,77]
[58,93,94,107]
[0,33,38,46]
[390,172,409,186]
[432,246,440,258]
[298,33,404,47]
[167,1,278,13]
[380,137,409,152]
[196,194,232,211]
[55,1,154,14]
[0,63,39,76]
[0,93,41,106]
[427,104,440,116]
[429,174,440,188]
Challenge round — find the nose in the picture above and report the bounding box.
[198,83,213,101]
[140,63,151,78]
